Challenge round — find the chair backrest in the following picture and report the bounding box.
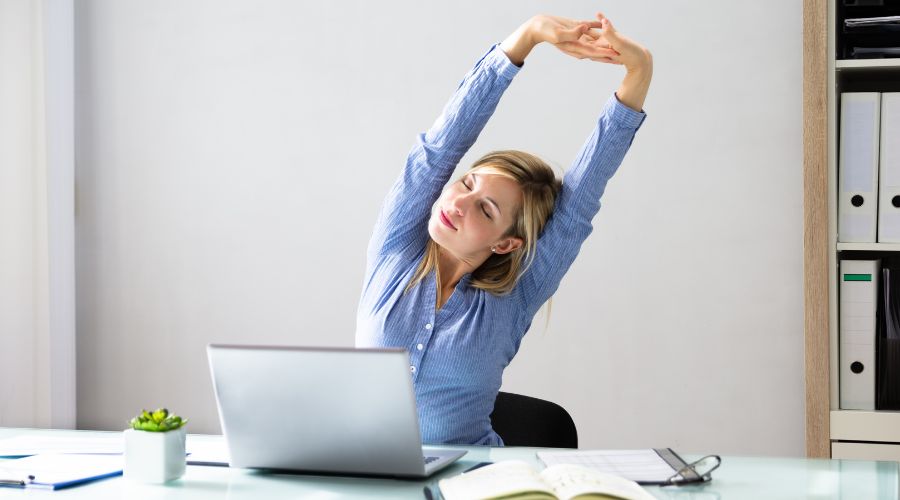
[489,392,578,448]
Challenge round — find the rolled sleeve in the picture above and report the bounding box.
[606,92,648,130]
[485,43,524,80]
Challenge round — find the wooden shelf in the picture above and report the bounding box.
[836,59,900,71]
[837,243,900,251]
[813,0,900,458]
[831,410,900,443]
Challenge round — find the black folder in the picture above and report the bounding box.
[878,267,900,409]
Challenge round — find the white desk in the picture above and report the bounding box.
[0,428,898,499]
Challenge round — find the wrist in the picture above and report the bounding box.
[500,20,539,66]
[522,16,542,45]
[624,49,653,77]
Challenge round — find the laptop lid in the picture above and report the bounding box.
[207,344,461,477]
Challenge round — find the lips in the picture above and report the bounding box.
[439,210,457,230]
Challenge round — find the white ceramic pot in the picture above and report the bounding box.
[124,427,186,483]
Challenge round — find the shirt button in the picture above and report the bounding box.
[410,365,416,373]
[416,343,424,351]
[425,323,432,330]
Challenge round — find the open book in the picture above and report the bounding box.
[438,460,656,500]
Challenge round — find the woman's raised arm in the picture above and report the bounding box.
[511,14,651,321]
[364,32,525,262]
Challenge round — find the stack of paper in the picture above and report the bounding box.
[0,434,230,466]
[0,454,122,489]
[0,435,123,456]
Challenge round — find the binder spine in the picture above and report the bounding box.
[879,93,900,242]
[840,259,880,410]
[839,93,881,243]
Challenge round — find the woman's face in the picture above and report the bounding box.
[428,171,524,261]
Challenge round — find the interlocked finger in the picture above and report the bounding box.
[558,40,619,59]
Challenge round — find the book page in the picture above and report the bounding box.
[438,460,556,500]
[540,464,657,500]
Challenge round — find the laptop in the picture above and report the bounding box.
[206,344,466,478]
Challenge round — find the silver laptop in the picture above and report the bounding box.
[207,344,466,478]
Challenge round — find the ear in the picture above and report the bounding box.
[492,237,523,255]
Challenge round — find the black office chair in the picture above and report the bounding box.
[489,392,578,448]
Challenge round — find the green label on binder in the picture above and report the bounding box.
[843,274,872,281]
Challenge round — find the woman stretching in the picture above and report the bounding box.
[356,11,652,445]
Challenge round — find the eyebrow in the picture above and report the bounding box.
[471,174,502,217]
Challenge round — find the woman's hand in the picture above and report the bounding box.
[591,13,653,112]
[557,12,653,112]
[500,14,606,67]
[592,13,652,73]
[529,15,601,46]
[535,14,619,63]
[499,12,651,112]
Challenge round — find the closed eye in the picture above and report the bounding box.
[464,176,495,220]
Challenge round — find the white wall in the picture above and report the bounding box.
[1,0,76,429]
[74,0,803,456]
[0,0,39,427]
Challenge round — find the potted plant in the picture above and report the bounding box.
[124,408,188,483]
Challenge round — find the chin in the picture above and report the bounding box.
[427,218,445,245]
[427,218,458,255]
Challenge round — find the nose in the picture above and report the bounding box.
[449,192,472,216]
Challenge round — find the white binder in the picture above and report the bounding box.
[839,92,881,243]
[879,93,900,242]
[839,259,879,410]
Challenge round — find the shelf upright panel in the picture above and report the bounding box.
[828,0,840,418]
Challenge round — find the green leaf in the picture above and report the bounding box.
[152,408,168,423]
[130,408,187,432]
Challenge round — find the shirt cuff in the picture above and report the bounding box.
[607,93,647,130]
[486,43,523,81]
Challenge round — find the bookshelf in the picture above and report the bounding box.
[805,0,900,459]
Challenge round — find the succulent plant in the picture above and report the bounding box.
[129,408,188,432]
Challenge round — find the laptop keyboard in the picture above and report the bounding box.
[424,456,440,465]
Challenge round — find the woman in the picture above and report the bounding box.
[356,11,651,445]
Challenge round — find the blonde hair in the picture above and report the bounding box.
[406,150,562,307]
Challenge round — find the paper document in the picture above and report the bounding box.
[537,449,680,484]
[185,437,230,466]
[0,454,122,489]
[0,435,123,456]
[0,433,230,467]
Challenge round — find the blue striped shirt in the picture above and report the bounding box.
[355,44,646,445]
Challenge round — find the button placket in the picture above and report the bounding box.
[410,274,440,380]
[411,318,435,380]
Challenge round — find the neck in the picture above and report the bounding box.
[435,245,486,292]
